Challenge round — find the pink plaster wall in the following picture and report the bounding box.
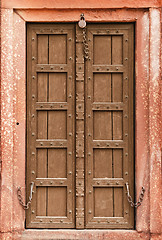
[0,1,161,239]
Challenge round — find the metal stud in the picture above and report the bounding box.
[97,68,99,71]
[69,133,72,136]
[60,181,63,184]
[107,220,110,223]
[41,67,44,70]
[116,67,119,70]
[69,190,72,193]
[88,152,91,156]
[68,94,72,98]
[32,171,35,174]
[125,133,128,137]
[50,142,53,145]
[32,76,35,79]
[69,171,72,175]
[31,210,35,214]
[69,210,72,214]
[32,114,34,118]
[60,67,63,70]
[68,38,72,41]
[125,39,128,42]
[88,133,91,137]
[125,172,128,175]
[97,182,100,185]
[32,57,35,60]
[125,115,128,118]
[69,76,72,79]
[116,182,119,185]
[50,66,54,70]
[107,68,109,71]
[50,105,53,108]
[79,222,82,225]
[69,57,72,60]
[79,182,81,186]
[50,181,53,184]
[98,220,100,223]
[32,38,35,41]
[32,133,35,136]
[107,143,109,147]
[88,210,92,214]
[60,104,63,108]
[32,152,35,155]
[88,77,91,80]
[40,105,43,108]
[69,114,72,117]
[69,152,72,155]
[88,115,91,118]
[116,106,118,109]
[40,142,43,146]
[125,95,128,99]
[32,95,35,99]
[89,191,92,194]
[107,106,110,109]
[125,210,128,214]
[60,220,63,223]
[97,143,100,146]
[116,143,119,146]
[125,153,128,156]
[60,143,63,146]
[88,171,91,175]
[40,182,43,184]
[107,182,110,185]
[40,219,42,222]
[88,96,91,99]
[125,58,128,61]
[116,30,119,33]
[50,219,53,222]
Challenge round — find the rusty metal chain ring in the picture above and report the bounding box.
[82,27,89,60]
[125,182,145,208]
[17,182,34,210]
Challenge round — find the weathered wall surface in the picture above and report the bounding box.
[0,0,161,239]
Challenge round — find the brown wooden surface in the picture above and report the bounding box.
[27,23,134,229]
[85,24,134,229]
[26,24,75,228]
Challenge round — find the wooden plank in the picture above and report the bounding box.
[49,73,67,102]
[37,35,48,64]
[93,73,111,102]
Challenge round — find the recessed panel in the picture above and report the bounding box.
[37,73,48,101]
[94,188,113,217]
[93,149,112,178]
[49,73,67,102]
[36,187,47,216]
[93,111,112,140]
[49,35,67,64]
[48,149,67,178]
[114,187,123,217]
[37,111,47,139]
[93,36,111,65]
[37,149,47,178]
[112,36,123,65]
[112,74,123,102]
[37,35,48,64]
[113,149,123,178]
[93,74,111,102]
[47,187,67,216]
[48,111,67,139]
[113,111,123,140]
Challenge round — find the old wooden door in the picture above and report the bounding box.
[26,23,134,229]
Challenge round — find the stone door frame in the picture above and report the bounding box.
[1,5,161,240]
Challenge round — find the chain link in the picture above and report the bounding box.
[17,182,34,210]
[82,27,89,60]
[125,182,145,208]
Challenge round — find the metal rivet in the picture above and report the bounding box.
[50,142,53,145]
[68,38,72,41]
[68,94,72,98]
[69,133,72,136]
[50,66,54,70]
[97,143,100,146]
[117,220,119,223]
[41,67,44,70]
[125,172,128,175]
[40,142,43,146]
[125,115,128,118]
[98,220,100,223]
[32,95,35,98]
[32,171,35,174]
[97,68,99,71]
[125,211,128,214]
[107,182,110,185]
[88,39,91,41]
[107,143,109,147]
[88,171,91,175]
[60,143,63,146]
[116,67,119,70]
[32,152,35,155]
[116,30,119,33]
[116,143,119,146]
[88,152,91,156]
[88,96,91,99]
[125,58,128,61]
[88,115,91,118]
[96,106,99,109]
[32,114,34,118]
[89,58,91,61]
[88,210,92,214]
[50,181,53,184]
[125,39,128,42]
[32,133,35,136]
[97,182,100,185]
[125,153,128,156]
[116,182,119,185]
[107,106,109,109]
[50,105,53,108]
[69,152,72,155]
[32,38,35,41]
[60,181,63,184]
[107,220,110,223]
[69,57,72,60]
[79,143,81,146]
[69,190,72,193]
[125,133,128,137]
[60,67,63,70]
[60,104,63,108]
[88,77,91,80]
[79,222,82,225]
[40,219,42,222]
[79,66,82,70]
[69,171,72,175]
[32,57,35,60]
[50,219,52,222]
[89,191,92,194]
[69,210,72,214]
[116,106,118,109]
[40,105,43,108]
[32,210,34,214]
[107,68,109,71]
[32,76,35,79]
[107,30,110,33]
[125,95,128,99]
[79,182,81,186]
[125,77,128,80]
[88,133,91,136]
[40,181,43,184]
[78,105,81,109]
[69,76,72,79]
[60,220,63,223]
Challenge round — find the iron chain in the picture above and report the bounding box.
[17,182,34,210]
[125,182,145,208]
[82,27,89,60]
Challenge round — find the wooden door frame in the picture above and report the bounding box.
[1,6,161,239]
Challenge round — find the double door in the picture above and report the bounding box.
[26,23,134,229]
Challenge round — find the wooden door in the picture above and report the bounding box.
[26,23,134,229]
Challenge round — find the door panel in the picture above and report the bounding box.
[27,23,134,229]
[26,24,75,228]
[85,24,134,229]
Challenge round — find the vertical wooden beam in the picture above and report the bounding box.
[75,25,85,229]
